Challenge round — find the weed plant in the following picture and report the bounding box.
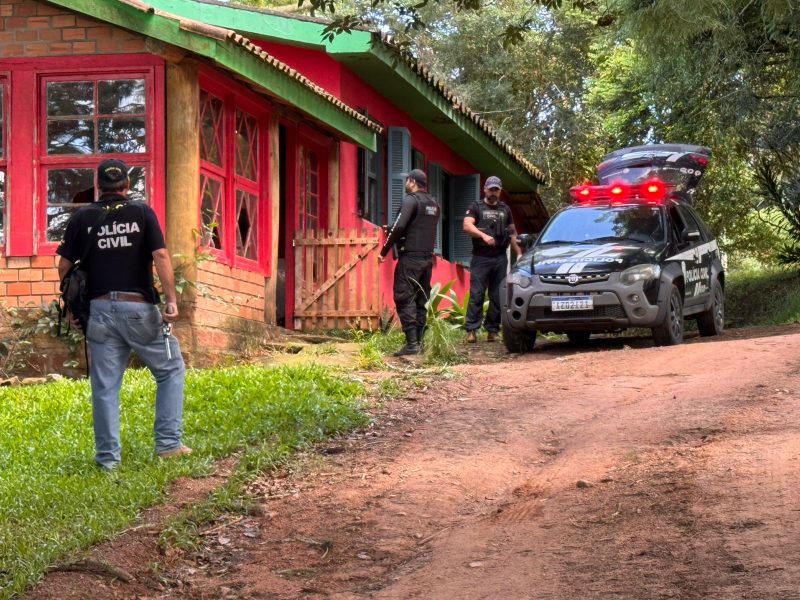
[422,317,467,365]
[377,378,403,400]
[0,364,366,599]
[356,329,403,369]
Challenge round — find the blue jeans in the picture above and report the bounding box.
[87,298,186,468]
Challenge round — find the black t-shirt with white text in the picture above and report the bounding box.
[57,194,166,301]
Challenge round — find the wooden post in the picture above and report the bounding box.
[165,59,200,298]
[165,59,200,352]
[329,142,340,230]
[264,114,281,325]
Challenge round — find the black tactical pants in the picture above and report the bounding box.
[466,253,508,333]
[393,253,433,331]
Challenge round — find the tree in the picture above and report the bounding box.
[286,0,799,264]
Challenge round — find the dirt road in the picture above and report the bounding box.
[29,327,800,599]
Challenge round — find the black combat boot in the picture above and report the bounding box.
[417,324,427,347]
[394,328,421,356]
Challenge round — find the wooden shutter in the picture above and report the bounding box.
[450,173,481,266]
[428,163,444,255]
[387,127,411,221]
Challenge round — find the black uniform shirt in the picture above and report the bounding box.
[57,194,166,301]
[465,199,516,257]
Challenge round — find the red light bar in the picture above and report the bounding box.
[640,178,667,203]
[569,178,672,205]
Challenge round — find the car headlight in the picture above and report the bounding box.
[507,272,532,288]
[620,263,661,285]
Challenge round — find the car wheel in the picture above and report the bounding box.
[502,325,537,353]
[566,332,591,344]
[652,283,684,346]
[697,279,724,337]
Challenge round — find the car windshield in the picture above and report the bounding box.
[539,206,666,244]
[598,166,694,192]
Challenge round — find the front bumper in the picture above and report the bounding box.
[503,273,661,333]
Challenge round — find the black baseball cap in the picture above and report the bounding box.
[97,158,130,187]
[402,169,427,187]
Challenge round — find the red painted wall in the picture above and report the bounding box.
[257,39,475,315]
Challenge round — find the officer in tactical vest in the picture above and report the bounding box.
[379,169,441,356]
[463,175,522,343]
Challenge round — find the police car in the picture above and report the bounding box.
[501,144,725,352]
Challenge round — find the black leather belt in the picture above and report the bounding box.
[94,291,149,303]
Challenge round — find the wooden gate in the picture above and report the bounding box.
[293,228,382,331]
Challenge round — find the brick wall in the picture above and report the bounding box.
[188,261,268,352]
[0,255,60,308]
[0,0,147,58]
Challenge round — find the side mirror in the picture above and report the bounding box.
[516,233,537,249]
[682,229,701,242]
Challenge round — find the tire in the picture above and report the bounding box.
[567,332,591,344]
[652,283,684,346]
[502,325,537,353]
[697,279,724,337]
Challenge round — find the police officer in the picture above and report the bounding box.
[57,158,190,470]
[379,169,441,356]
[463,175,522,343]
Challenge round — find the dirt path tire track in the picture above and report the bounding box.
[26,328,800,599]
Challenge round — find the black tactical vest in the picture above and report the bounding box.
[473,200,511,256]
[400,192,440,253]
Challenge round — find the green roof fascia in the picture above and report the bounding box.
[45,0,377,150]
[141,0,372,52]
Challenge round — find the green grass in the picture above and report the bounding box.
[0,364,367,599]
[423,317,468,365]
[726,267,800,327]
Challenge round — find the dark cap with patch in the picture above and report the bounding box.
[402,169,427,187]
[97,158,130,187]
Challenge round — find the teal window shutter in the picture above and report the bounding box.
[450,174,481,266]
[428,163,443,255]
[387,127,411,221]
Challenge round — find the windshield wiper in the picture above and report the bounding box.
[583,236,647,244]
[538,239,595,245]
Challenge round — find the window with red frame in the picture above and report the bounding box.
[0,78,6,250]
[40,73,154,244]
[199,85,266,268]
[299,145,321,232]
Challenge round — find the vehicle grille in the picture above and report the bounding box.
[539,273,610,285]
[527,305,626,320]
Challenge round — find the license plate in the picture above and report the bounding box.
[551,296,593,311]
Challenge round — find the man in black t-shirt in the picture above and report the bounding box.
[379,169,441,356]
[57,159,190,471]
[463,175,522,343]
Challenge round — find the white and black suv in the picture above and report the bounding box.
[501,144,725,352]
